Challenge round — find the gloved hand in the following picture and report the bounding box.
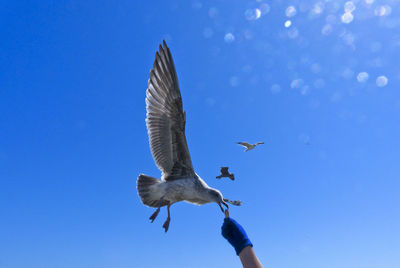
[221,217,253,255]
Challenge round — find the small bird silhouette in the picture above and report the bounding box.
[236,141,264,152]
[216,167,235,181]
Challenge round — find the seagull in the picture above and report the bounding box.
[216,167,235,181]
[237,141,264,152]
[137,41,241,232]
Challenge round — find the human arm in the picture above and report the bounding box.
[238,246,263,268]
[221,217,263,268]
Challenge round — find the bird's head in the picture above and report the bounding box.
[208,188,229,213]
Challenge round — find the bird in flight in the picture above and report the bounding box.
[236,141,264,152]
[137,41,241,232]
[216,167,235,181]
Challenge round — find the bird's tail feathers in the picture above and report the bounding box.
[137,174,168,208]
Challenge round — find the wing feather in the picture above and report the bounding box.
[237,142,251,148]
[145,41,194,180]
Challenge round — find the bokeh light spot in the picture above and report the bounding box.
[285,6,297,18]
[341,12,354,24]
[311,63,321,74]
[314,79,325,89]
[376,76,388,87]
[321,24,333,35]
[245,8,261,21]
[270,84,281,94]
[375,5,392,16]
[291,78,304,89]
[311,2,324,16]
[344,1,356,13]
[357,72,369,83]
[224,33,235,43]
[301,85,310,95]
[259,3,270,15]
[342,68,354,79]
[208,7,218,18]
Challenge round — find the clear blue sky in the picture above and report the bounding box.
[1,0,400,267]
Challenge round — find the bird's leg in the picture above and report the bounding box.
[162,204,171,233]
[218,202,224,213]
[219,201,229,213]
[149,207,160,223]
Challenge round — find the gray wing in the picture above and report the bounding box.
[145,41,195,180]
[237,142,251,148]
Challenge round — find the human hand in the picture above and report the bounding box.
[221,217,253,255]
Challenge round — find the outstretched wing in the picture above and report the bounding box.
[237,142,250,148]
[256,142,264,145]
[145,41,194,180]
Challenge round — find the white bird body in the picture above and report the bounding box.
[147,176,217,206]
[137,41,240,232]
[245,144,256,151]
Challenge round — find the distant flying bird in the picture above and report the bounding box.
[237,141,264,152]
[216,167,235,181]
[137,41,241,232]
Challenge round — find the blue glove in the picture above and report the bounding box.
[221,217,253,255]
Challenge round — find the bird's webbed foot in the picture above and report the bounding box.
[162,217,170,232]
[149,208,160,223]
[163,204,171,233]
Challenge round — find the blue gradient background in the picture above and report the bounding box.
[1,1,400,267]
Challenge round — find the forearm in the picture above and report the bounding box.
[239,246,263,268]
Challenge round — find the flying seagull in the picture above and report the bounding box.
[216,167,235,181]
[137,41,241,232]
[237,141,264,152]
